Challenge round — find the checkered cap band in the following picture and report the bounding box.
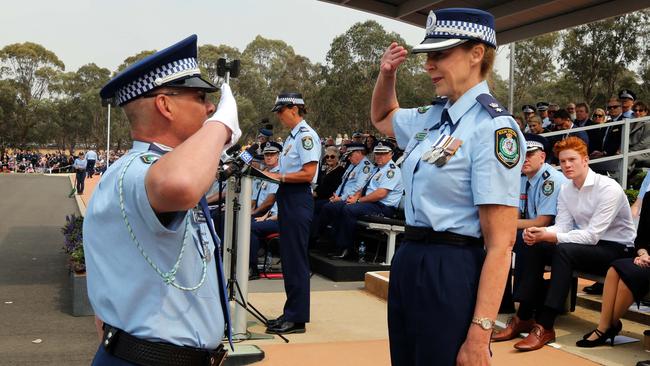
[116,57,199,105]
[275,97,305,105]
[427,20,496,48]
[526,141,544,151]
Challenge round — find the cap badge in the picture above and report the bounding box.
[426,11,437,33]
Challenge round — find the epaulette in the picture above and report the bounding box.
[298,126,310,133]
[148,142,172,155]
[476,94,511,118]
[432,96,448,105]
[364,160,370,165]
[542,171,550,180]
[389,163,396,169]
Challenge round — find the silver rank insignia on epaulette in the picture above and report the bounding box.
[489,102,503,113]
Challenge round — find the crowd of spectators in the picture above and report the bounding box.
[0,149,126,174]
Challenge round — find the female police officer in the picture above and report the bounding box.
[371,9,525,366]
[264,92,320,334]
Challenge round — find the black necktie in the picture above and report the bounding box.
[522,181,531,219]
[361,167,379,196]
[337,165,353,196]
[430,108,452,132]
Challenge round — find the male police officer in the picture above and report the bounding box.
[251,142,281,217]
[86,147,98,178]
[85,35,240,365]
[498,134,567,314]
[327,141,404,259]
[620,89,637,119]
[537,102,551,129]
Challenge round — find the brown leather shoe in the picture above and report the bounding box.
[491,315,535,342]
[514,324,556,351]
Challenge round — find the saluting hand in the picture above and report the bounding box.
[380,42,408,76]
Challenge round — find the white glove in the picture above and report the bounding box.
[205,83,241,148]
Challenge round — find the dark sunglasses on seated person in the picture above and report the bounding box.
[592,113,604,118]
[325,155,337,159]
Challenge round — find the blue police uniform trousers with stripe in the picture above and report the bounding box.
[250,219,279,271]
[277,183,313,323]
[388,241,485,366]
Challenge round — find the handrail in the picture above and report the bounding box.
[539,115,650,189]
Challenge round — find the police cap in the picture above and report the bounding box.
[100,35,217,106]
[524,133,548,153]
[373,140,395,154]
[262,141,282,154]
[522,104,536,113]
[271,92,305,112]
[619,89,636,101]
[536,102,549,111]
[345,142,366,153]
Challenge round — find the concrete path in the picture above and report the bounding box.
[0,174,96,365]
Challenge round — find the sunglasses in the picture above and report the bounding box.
[592,114,604,118]
[633,109,646,112]
[142,90,208,103]
[325,155,337,159]
[606,105,621,109]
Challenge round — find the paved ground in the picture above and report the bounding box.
[0,174,96,365]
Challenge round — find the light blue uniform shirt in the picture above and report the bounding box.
[84,141,224,349]
[393,81,526,238]
[279,120,321,184]
[73,158,87,170]
[86,150,98,160]
[623,110,635,119]
[521,163,568,219]
[365,162,404,208]
[253,166,280,207]
[336,156,373,200]
[639,173,650,200]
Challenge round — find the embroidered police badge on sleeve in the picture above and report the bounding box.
[495,128,520,169]
[140,154,159,164]
[302,136,314,150]
[418,105,431,114]
[542,180,554,196]
[363,166,370,174]
[387,170,395,179]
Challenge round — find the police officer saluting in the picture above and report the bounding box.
[371,8,525,366]
[264,92,320,334]
[85,35,240,365]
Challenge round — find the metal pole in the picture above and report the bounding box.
[508,42,515,113]
[233,175,252,340]
[621,119,630,189]
[106,104,111,169]
[223,179,237,278]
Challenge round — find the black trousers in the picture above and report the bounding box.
[75,170,86,193]
[87,159,96,177]
[513,240,630,313]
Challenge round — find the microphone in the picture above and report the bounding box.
[219,145,255,181]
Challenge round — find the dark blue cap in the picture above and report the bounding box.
[523,133,548,152]
[412,8,496,54]
[373,140,395,153]
[100,35,217,106]
[344,142,366,152]
[258,128,273,137]
[522,104,536,113]
[271,92,305,112]
[262,141,283,154]
[536,102,549,111]
[619,89,636,101]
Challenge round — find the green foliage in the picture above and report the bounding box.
[511,32,559,107]
[625,189,639,205]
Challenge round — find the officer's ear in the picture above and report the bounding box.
[469,44,485,68]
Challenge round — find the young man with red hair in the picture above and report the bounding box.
[493,137,636,351]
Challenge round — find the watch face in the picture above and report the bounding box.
[481,319,493,330]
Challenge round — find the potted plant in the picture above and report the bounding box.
[61,214,93,316]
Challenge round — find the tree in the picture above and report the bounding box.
[0,42,64,146]
[561,12,649,105]
[510,32,559,109]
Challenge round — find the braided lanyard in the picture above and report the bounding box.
[118,152,207,291]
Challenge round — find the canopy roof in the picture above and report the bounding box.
[319,0,648,44]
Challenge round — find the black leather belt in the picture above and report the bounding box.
[404,225,483,247]
[102,324,227,366]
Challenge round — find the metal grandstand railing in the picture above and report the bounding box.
[540,115,650,189]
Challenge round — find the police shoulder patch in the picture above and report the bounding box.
[387,170,395,179]
[140,153,159,164]
[542,180,554,196]
[301,136,314,150]
[495,127,520,169]
[362,166,370,174]
[476,94,510,118]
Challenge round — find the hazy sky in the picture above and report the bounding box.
[1,0,510,76]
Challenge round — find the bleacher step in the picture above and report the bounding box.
[309,252,389,282]
[364,271,389,300]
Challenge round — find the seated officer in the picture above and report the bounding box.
[498,134,567,313]
[326,140,404,259]
[249,203,279,280]
[493,137,635,352]
[251,142,281,217]
[85,35,240,365]
[312,142,372,244]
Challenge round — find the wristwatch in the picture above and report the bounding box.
[471,317,494,330]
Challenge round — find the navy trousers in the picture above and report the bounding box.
[75,170,86,193]
[388,241,485,366]
[87,159,96,178]
[277,183,313,323]
[249,219,279,271]
[335,202,394,249]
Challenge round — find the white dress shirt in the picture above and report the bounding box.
[546,169,636,246]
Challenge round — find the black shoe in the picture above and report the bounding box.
[583,283,604,295]
[265,320,306,334]
[576,320,622,348]
[637,361,650,366]
[249,272,260,281]
[266,315,285,328]
[328,249,349,259]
